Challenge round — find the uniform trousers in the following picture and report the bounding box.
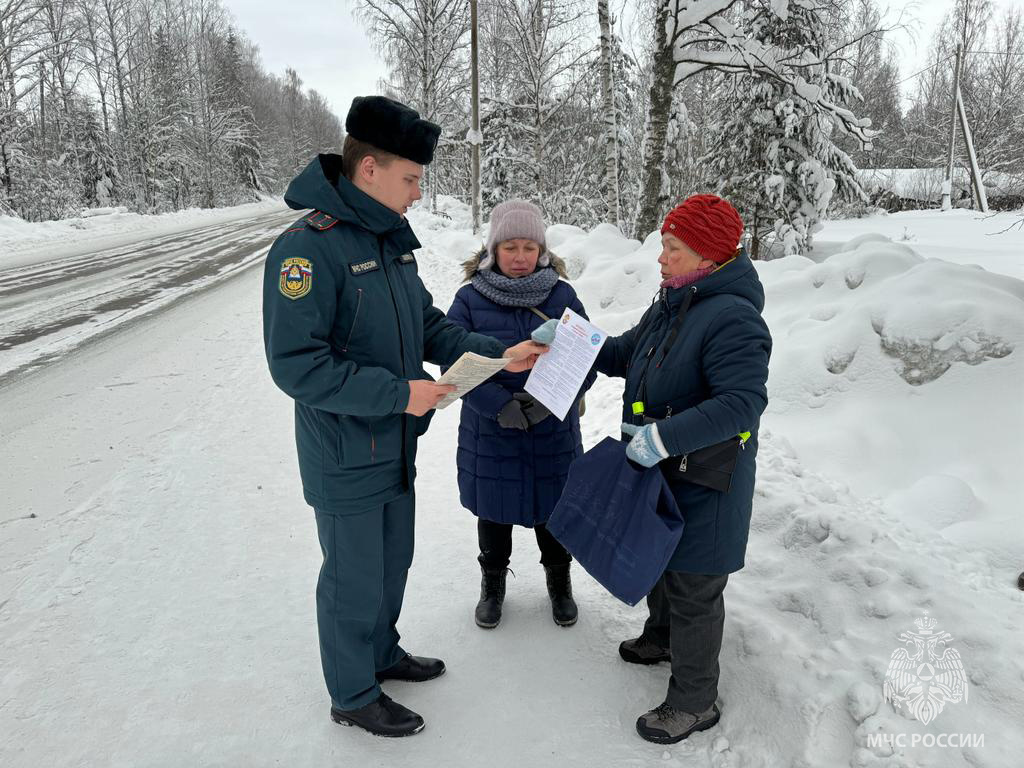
[313,492,415,711]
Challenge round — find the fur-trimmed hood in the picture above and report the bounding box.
[462,248,569,282]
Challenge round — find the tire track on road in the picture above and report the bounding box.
[0,208,299,387]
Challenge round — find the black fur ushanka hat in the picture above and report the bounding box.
[345,96,441,165]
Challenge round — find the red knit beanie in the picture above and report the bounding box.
[660,194,744,263]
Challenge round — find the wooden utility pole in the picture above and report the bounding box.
[941,46,962,211]
[470,0,481,234]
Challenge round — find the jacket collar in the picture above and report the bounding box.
[659,249,763,312]
[283,154,421,248]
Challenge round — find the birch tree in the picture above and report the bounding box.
[597,0,620,228]
[356,0,470,211]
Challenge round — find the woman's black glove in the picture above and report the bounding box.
[513,393,551,426]
[497,399,530,430]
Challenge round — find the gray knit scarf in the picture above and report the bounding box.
[471,266,560,308]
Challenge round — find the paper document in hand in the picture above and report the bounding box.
[525,308,606,421]
[434,352,509,409]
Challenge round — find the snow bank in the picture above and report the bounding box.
[814,208,1024,281]
[759,235,1023,571]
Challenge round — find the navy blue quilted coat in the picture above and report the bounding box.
[446,262,596,527]
[596,250,772,574]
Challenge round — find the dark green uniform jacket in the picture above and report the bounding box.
[263,154,506,510]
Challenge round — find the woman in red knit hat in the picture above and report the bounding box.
[538,194,772,743]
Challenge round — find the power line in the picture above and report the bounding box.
[896,54,954,86]
[896,49,1024,88]
[965,49,1024,56]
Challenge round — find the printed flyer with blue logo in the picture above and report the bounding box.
[525,307,607,421]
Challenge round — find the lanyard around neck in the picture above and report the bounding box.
[632,285,697,423]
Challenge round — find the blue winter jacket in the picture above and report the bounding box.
[595,251,772,574]
[262,155,507,510]
[446,258,597,526]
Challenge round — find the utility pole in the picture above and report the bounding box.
[941,46,962,211]
[470,0,481,234]
[956,81,989,212]
[940,43,989,213]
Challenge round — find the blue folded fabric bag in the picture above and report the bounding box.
[546,436,685,606]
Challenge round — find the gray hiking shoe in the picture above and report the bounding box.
[635,702,721,744]
[618,633,671,664]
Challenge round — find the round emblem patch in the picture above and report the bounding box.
[279,257,313,300]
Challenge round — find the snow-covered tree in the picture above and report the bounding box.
[833,0,903,168]
[633,0,875,241]
[356,0,472,211]
[487,0,594,218]
[710,2,867,256]
[0,0,346,220]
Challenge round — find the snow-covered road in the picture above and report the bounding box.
[0,206,295,386]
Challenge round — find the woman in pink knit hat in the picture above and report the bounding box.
[444,200,596,631]
[536,194,772,743]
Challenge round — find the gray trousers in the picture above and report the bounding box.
[643,571,729,712]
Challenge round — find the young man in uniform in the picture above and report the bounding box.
[263,96,546,737]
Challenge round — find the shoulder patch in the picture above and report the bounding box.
[350,259,380,275]
[279,257,313,299]
[304,211,338,231]
[399,252,416,264]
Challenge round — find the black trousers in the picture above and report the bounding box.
[642,571,729,713]
[477,518,571,570]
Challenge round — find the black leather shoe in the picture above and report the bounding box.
[376,654,446,682]
[330,693,425,737]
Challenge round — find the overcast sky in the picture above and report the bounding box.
[221,0,385,122]
[220,0,1021,123]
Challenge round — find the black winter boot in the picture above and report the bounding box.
[544,563,578,627]
[475,564,507,629]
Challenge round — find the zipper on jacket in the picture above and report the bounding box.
[378,236,407,481]
[656,286,697,368]
[378,237,407,377]
[342,287,364,352]
[369,422,376,463]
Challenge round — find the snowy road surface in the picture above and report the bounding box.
[1,202,1021,768]
[0,205,296,386]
